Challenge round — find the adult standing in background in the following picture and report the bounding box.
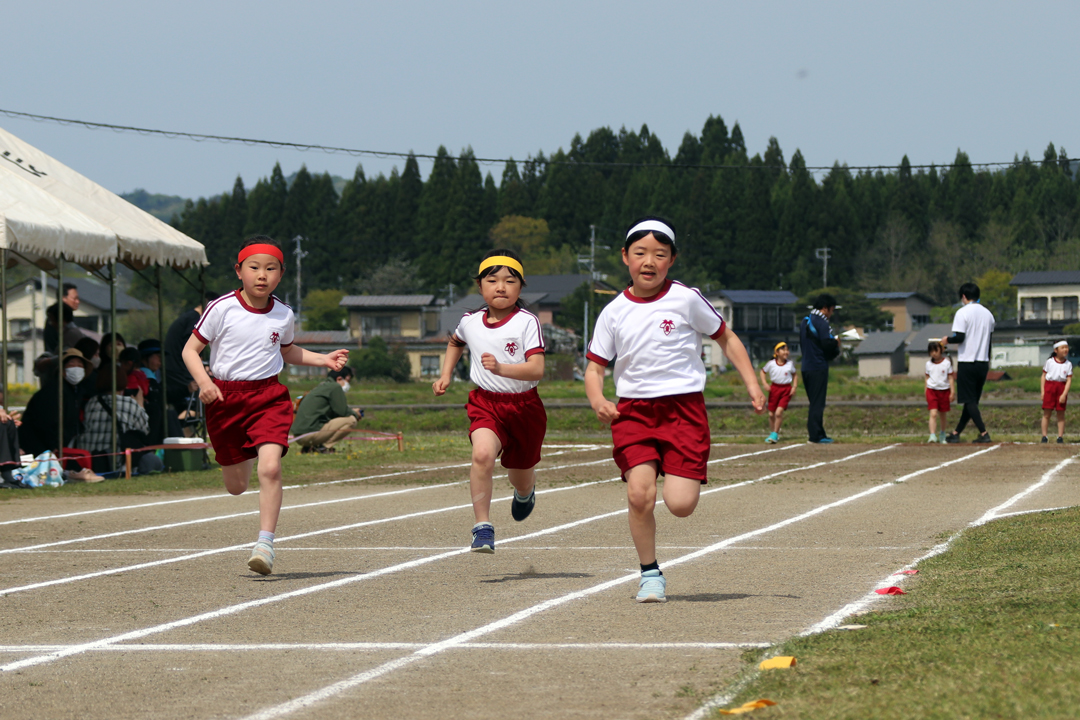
[800,293,841,443]
[62,282,79,311]
[943,282,996,443]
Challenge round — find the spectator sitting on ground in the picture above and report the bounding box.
[100,332,127,369]
[44,303,85,354]
[291,367,361,454]
[77,365,150,473]
[118,347,148,407]
[20,348,90,457]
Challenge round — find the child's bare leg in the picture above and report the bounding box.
[767,410,777,433]
[469,428,501,524]
[939,411,947,434]
[221,458,256,495]
[1057,410,1066,437]
[773,407,785,433]
[625,462,659,565]
[1042,409,1051,437]
[255,443,285,533]
[661,474,702,518]
[929,408,939,435]
[507,467,535,497]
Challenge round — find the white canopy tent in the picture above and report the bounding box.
[0,125,209,472]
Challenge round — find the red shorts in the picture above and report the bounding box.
[611,392,710,482]
[205,377,293,467]
[1043,380,1068,411]
[926,388,951,413]
[768,384,793,411]
[466,387,546,469]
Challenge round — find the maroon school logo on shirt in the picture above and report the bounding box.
[270,331,280,345]
[505,341,518,356]
[660,319,675,336]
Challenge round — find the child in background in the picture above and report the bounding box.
[1041,340,1072,444]
[925,340,956,443]
[585,216,765,603]
[182,235,349,575]
[759,342,797,443]
[433,249,546,554]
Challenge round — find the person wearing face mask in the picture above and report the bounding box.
[20,348,90,457]
[291,367,360,454]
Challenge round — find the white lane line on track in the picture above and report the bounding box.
[0,457,619,557]
[688,446,1059,720]
[0,444,836,671]
[993,506,1072,519]
[241,446,1012,720]
[0,641,771,653]
[0,446,792,595]
[0,446,607,527]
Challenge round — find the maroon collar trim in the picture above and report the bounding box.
[483,306,519,328]
[235,289,275,314]
[622,279,672,304]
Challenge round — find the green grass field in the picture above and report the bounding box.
[716,507,1080,719]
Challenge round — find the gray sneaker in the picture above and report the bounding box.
[636,569,667,603]
[247,541,275,575]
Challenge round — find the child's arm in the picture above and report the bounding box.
[758,367,770,393]
[281,344,349,371]
[949,371,957,402]
[1041,370,1046,396]
[481,352,544,382]
[182,334,223,405]
[717,330,766,413]
[1062,375,1072,403]
[790,368,797,393]
[433,341,465,396]
[584,360,619,424]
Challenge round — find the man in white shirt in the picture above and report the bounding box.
[942,282,996,443]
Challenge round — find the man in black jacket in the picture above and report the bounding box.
[799,294,841,443]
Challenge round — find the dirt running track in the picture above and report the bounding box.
[0,442,1076,719]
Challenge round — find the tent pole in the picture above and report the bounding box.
[110,262,118,473]
[1,249,8,408]
[157,264,167,438]
[57,257,64,461]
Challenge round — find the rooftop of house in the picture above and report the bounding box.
[1011,271,1080,286]
[853,331,910,355]
[14,277,153,313]
[292,330,354,345]
[866,291,936,304]
[340,294,437,309]
[713,289,799,305]
[906,323,954,351]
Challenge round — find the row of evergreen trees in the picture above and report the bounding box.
[172,115,1080,308]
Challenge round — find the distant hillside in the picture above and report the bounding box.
[121,189,188,222]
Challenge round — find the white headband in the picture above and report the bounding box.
[626,219,676,243]
[1055,340,1069,350]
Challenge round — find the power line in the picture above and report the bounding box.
[1,106,1073,174]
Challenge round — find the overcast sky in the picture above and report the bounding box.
[4,1,1078,200]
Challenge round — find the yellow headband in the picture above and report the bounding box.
[774,342,788,353]
[478,255,524,278]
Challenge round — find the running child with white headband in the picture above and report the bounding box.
[433,248,547,554]
[1040,340,1072,444]
[585,216,765,603]
[182,235,350,575]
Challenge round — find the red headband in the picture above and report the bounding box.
[237,244,285,265]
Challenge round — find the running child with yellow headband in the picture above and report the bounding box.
[759,342,797,443]
[433,248,547,553]
[183,235,350,575]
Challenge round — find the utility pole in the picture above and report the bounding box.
[293,236,308,330]
[577,224,605,361]
[815,247,831,288]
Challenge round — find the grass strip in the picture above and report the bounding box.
[710,507,1080,719]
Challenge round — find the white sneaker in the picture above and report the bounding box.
[248,541,275,575]
[927,434,938,443]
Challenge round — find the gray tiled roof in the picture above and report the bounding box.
[866,291,936,304]
[292,330,354,345]
[1011,271,1080,286]
[438,292,548,335]
[36,277,152,312]
[906,324,954,350]
[340,294,435,308]
[717,290,799,305]
[853,331,909,355]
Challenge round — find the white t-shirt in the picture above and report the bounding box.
[587,280,726,399]
[762,359,796,385]
[1043,357,1073,383]
[452,306,545,394]
[951,302,995,363]
[925,358,954,390]
[193,290,295,381]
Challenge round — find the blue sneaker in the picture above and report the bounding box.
[471,523,495,553]
[766,432,779,444]
[636,569,667,603]
[815,437,835,444]
[511,488,535,521]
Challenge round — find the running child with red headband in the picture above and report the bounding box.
[585,216,765,603]
[433,249,547,554]
[182,235,350,575]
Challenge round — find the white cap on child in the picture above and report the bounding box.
[1054,340,1069,350]
[626,219,676,243]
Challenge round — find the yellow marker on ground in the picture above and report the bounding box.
[759,656,797,669]
[718,699,778,714]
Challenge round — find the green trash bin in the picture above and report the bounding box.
[162,437,205,473]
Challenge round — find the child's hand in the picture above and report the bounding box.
[481,352,501,376]
[763,384,772,394]
[951,392,957,403]
[749,388,766,415]
[198,381,223,405]
[432,377,450,396]
[593,399,620,425]
[325,349,350,371]
[1061,392,1068,405]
